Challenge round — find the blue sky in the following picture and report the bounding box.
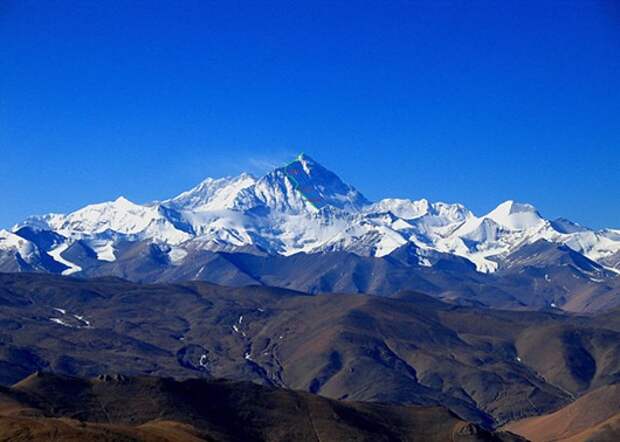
[1,1,619,228]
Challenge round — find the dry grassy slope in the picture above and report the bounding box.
[0,372,525,442]
[504,383,620,442]
[571,414,620,442]
[254,293,571,425]
[515,326,620,395]
[0,273,619,428]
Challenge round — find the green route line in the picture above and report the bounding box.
[281,153,320,210]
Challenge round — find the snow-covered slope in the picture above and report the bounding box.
[0,229,39,263]
[48,243,82,275]
[228,154,369,213]
[163,173,257,211]
[0,229,68,273]
[8,154,620,275]
[19,196,192,244]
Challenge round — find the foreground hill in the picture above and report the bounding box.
[0,372,524,442]
[504,383,620,441]
[1,273,619,428]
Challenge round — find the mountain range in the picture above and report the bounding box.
[2,154,619,312]
[1,272,619,439]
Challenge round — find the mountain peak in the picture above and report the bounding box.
[113,196,134,206]
[269,154,369,211]
[165,173,257,211]
[283,153,322,177]
[486,200,543,230]
[295,152,317,174]
[550,217,588,234]
[494,200,536,213]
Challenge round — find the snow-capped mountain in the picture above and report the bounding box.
[5,154,620,281]
[22,196,192,243]
[163,173,257,211]
[0,230,39,265]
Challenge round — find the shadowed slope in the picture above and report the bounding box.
[0,372,524,442]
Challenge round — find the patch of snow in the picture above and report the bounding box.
[49,318,73,328]
[418,257,432,267]
[48,243,82,275]
[89,240,116,262]
[168,246,188,265]
[73,314,92,328]
[194,265,206,279]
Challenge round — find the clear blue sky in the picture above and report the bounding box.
[1,1,619,228]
